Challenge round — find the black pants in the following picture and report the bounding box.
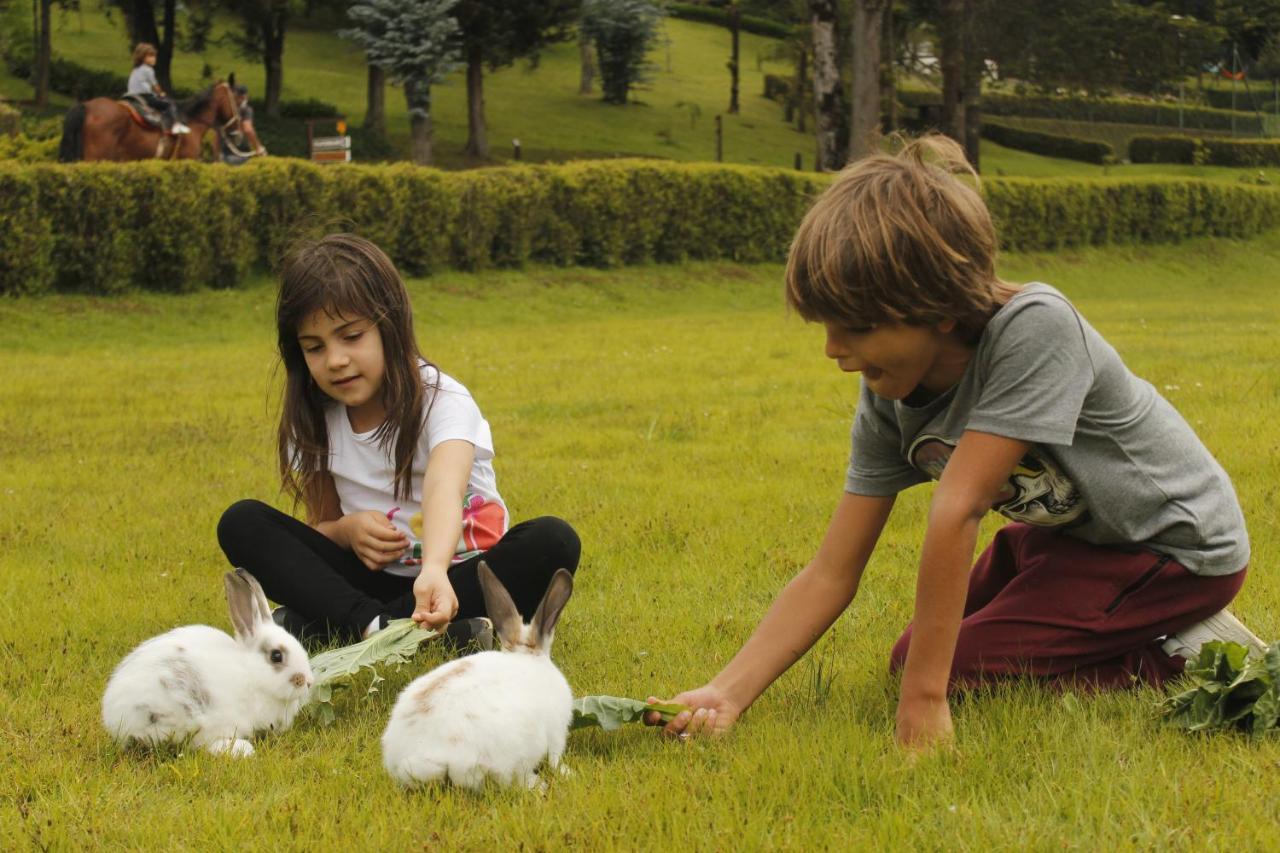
[217,499,581,642]
[140,92,180,129]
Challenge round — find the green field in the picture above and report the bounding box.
[4,6,1271,181]
[2,233,1278,848]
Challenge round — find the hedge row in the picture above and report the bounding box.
[980,121,1114,164]
[3,160,1278,295]
[666,3,793,39]
[987,178,1280,251]
[0,159,821,295]
[898,89,1265,134]
[1130,135,1280,167]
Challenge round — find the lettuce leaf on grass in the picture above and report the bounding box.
[307,619,438,724]
[1160,640,1280,737]
[571,696,687,731]
[303,621,689,732]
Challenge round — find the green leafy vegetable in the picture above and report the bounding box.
[306,619,438,724]
[571,695,687,731]
[1160,641,1280,737]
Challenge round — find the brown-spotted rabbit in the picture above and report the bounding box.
[382,562,574,789]
[101,569,314,757]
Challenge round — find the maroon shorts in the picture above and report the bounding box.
[889,523,1247,691]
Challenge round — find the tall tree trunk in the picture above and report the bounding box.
[34,0,51,108]
[881,2,896,132]
[157,0,176,94]
[939,0,965,144]
[728,4,741,114]
[405,80,434,166]
[579,32,595,94]
[364,64,386,136]
[795,43,807,133]
[810,0,845,171]
[961,1,981,169]
[464,45,488,159]
[848,0,887,162]
[263,11,286,117]
[127,1,160,50]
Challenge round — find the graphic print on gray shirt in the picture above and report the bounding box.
[844,283,1249,576]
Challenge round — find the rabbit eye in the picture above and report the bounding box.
[270,649,284,664]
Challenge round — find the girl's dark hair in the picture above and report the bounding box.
[275,233,437,514]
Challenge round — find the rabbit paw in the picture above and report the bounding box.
[208,737,255,758]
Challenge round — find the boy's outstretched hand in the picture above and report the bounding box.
[894,694,954,753]
[644,685,741,739]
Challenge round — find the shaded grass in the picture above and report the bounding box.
[1,235,1279,847]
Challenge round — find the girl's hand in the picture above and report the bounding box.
[894,694,954,754]
[411,567,459,630]
[344,510,409,570]
[643,685,741,740]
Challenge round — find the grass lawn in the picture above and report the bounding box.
[2,233,1278,847]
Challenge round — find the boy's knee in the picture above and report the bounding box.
[524,516,582,574]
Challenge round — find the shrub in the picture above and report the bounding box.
[987,178,1280,251]
[0,163,54,295]
[277,98,342,119]
[764,74,790,103]
[3,161,1278,294]
[899,89,1265,134]
[1129,135,1280,167]
[666,3,793,39]
[0,132,59,162]
[981,121,1114,164]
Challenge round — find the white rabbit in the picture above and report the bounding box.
[101,569,314,757]
[382,562,575,790]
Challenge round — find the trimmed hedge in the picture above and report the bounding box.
[1130,135,1280,167]
[3,160,1279,295]
[899,89,1265,134]
[980,121,1114,164]
[666,3,793,39]
[987,178,1280,251]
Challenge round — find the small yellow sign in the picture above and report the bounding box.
[336,120,348,135]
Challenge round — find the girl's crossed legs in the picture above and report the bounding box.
[217,499,581,643]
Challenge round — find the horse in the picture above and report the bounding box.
[58,78,242,163]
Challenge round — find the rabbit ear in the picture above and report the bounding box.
[530,569,573,651]
[477,562,522,647]
[225,569,272,641]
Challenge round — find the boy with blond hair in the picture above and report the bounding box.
[650,136,1263,749]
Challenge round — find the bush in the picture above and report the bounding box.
[764,74,790,103]
[666,3,793,39]
[1129,135,1280,167]
[0,132,59,162]
[899,89,1265,134]
[277,98,342,119]
[3,160,1279,294]
[981,121,1114,164]
[987,178,1280,251]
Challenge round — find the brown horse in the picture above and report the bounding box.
[58,79,242,163]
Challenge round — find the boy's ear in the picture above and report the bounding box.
[936,318,958,334]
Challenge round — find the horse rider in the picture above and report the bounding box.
[127,43,190,135]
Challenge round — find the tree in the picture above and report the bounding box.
[35,0,51,107]
[210,0,302,117]
[849,0,889,160]
[341,0,461,165]
[451,0,577,159]
[581,0,663,105]
[727,2,741,114]
[364,63,386,136]
[810,0,847,169]
[579,28,596,94]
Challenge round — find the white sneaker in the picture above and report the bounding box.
[172,122,192,134]
[1162,608,1268,661]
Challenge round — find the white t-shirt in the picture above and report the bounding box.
[324,364,508,578]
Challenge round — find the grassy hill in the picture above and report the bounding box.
[7,5,1276,181]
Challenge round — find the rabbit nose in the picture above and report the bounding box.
[291,672,309,689]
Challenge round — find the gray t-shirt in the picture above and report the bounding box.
[127,64,158,96]
[845,283,1249,576]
